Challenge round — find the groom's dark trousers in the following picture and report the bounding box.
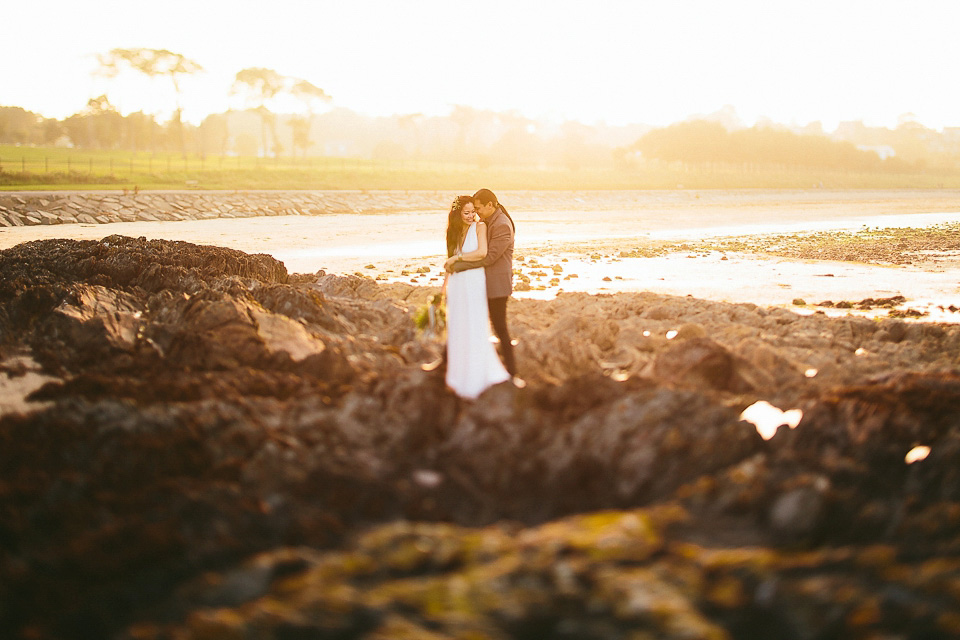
[488,296,516,376]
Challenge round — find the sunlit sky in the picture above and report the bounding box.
[4,0,959,131]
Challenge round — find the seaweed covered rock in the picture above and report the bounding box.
[129,507,960,640]
[3,237,960,639]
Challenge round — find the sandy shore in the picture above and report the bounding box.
[1,188,958,312]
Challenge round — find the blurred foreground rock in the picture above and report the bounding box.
[2,237,960,639]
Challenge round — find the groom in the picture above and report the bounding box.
[447,188,518,378]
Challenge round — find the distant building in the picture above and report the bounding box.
[856,144,896,159]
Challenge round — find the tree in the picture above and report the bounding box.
[289,79,331,156]
[0,106,62,145]
[560,120,593,171]
[450,105,479,148]
[891,120,933,166]
[199,113,230,156]
[396,112,425,160]
[0,106,42,144]
[288,115,312,157]
[41,117,63,146]
[122,111,160,152]
[286,80,327,157]
[62,95,123,149]
[634,120,729,165]
[97,47,204,156]
[232,68,287,157]
[633,120,889,172]
[232,70,331,157]
[491,111,539,166]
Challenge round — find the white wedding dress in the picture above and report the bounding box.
[445,222,511,399]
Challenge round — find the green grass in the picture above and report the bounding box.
[2,145,959,191]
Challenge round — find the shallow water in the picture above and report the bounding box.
[273,210,960,272]
[379,250,960,320]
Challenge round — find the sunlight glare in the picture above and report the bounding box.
[905,446,931,464]
[740,401,803,441]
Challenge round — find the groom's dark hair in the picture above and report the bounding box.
[473,188,498,207]
[473,188,514,232]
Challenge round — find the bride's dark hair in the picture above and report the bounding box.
[446,195,473,257]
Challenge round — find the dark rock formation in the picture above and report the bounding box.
[2,237,960,639]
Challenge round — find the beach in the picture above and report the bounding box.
[3,189,960,638]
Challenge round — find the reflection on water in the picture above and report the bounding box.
[370,248,960,323]
[277,211,960,274]
[276,240,440,260]
[273,241,441,273]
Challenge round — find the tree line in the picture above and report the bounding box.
[629,120,922,172]
[1,48,958,172]
[1,48,330,160]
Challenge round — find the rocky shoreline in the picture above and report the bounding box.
[2,236,960,639]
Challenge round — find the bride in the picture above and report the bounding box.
[440,195,511,399]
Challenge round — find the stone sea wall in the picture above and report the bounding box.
[0,191,466,227]
[0,189,755,227]
[1,189,958,228]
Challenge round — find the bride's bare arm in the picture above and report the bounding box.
[455,222,488,262]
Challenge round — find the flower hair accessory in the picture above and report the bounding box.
[450,197,463,212]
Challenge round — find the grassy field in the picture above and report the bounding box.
[2,145,959,191]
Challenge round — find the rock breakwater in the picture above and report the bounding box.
[2,237,960,639]
[5,189,954,231]
[0,190,728,228]
[0,191,464,227]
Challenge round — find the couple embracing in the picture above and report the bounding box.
[439,188,520,399]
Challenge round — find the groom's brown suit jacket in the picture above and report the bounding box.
[478,207,514,298]
[451,207,514,298]
[450,206,514,297]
